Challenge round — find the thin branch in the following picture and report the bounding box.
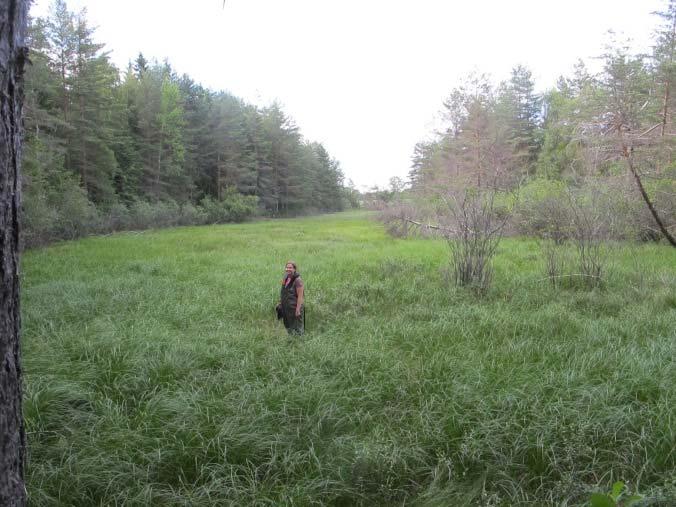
[635,122,663,139]
[404,218,440,230]
[404,218,454,234]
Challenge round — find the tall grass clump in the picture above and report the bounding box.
[21,211,676,506]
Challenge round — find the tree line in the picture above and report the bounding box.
[22,0,350,246]
[405,3,676,248]
[374,1,676,292]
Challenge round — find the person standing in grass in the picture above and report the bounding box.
[279,261,304,335]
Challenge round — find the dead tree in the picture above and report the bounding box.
[619,131,676,247]
[0,0,29,505]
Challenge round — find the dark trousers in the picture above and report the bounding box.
[283,307,304,335]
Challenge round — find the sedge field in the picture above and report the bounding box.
[21,212,676,506]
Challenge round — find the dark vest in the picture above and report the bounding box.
[281,272,301,312]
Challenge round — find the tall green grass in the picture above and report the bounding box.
[22,212,676,505]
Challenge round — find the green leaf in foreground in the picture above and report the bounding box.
[591,492,616,507]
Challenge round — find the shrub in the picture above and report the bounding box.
[22,185,55,248]
[152,200,181,228]
[200,188,258,224]
[531,181,614,289]
[199,196,228,224]
[178,203,206,226]
[128,200,158,230]
[22,173,100,246]
[379,201,422,238]
[221,189,258,222]
[47,178,101,241]
[104,203,132,232]
[440,187,510,292]
[631,177,676,243]
[515,178,572,243]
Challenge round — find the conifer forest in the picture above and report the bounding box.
[22,0,349,247]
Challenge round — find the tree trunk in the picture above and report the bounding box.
[622,143,676,247]
[217,152,222,200]
[156,123,163,201]
[80,94,88,192]
[660,12,676,139]
[0,1,28,506]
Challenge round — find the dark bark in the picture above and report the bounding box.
[0,0,28,505]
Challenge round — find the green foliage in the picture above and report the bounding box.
[536,86,586,179]
[515,175,676,245]
[342,184,362,209]
[633,177,676,241]
[411,69,542,190]
[127,199,181,229]
[104,202,132,231]
[177,202,207,226]
[47,176,101,239]
[409,12,676,247]
[21,213,676,505]
[515,178,571,241]
[22,2,349,247]
[199,188,259,224]
[21,166,101,246]
[590,482,644,507]
[500,65,543,175]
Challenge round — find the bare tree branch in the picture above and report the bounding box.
[622,141,676,246]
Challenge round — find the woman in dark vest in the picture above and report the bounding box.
[279,261,304,335]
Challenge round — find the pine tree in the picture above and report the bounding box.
[110,66,143,201]
[133,52,148,78]
[68,10,119,203]
[653,0,676,138]
[0,0,29,504]
[20,1,346,238]
[500,65,542,176]
[46,0,76,140]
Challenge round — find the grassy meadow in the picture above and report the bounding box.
[21,212,676,506]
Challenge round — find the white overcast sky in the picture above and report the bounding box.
[30,0,664,189]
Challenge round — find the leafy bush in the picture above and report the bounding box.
[22,185,55,248]
[104,203,132,232]
[128,200,160,230]
[126,199,182,230]
[199,196,228,223]
[200,188,258,224]
[22,188,261,248]
[22,173,100,246]
[48,177,101,241]
[178,202,207,226]
[152,200,181,228]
